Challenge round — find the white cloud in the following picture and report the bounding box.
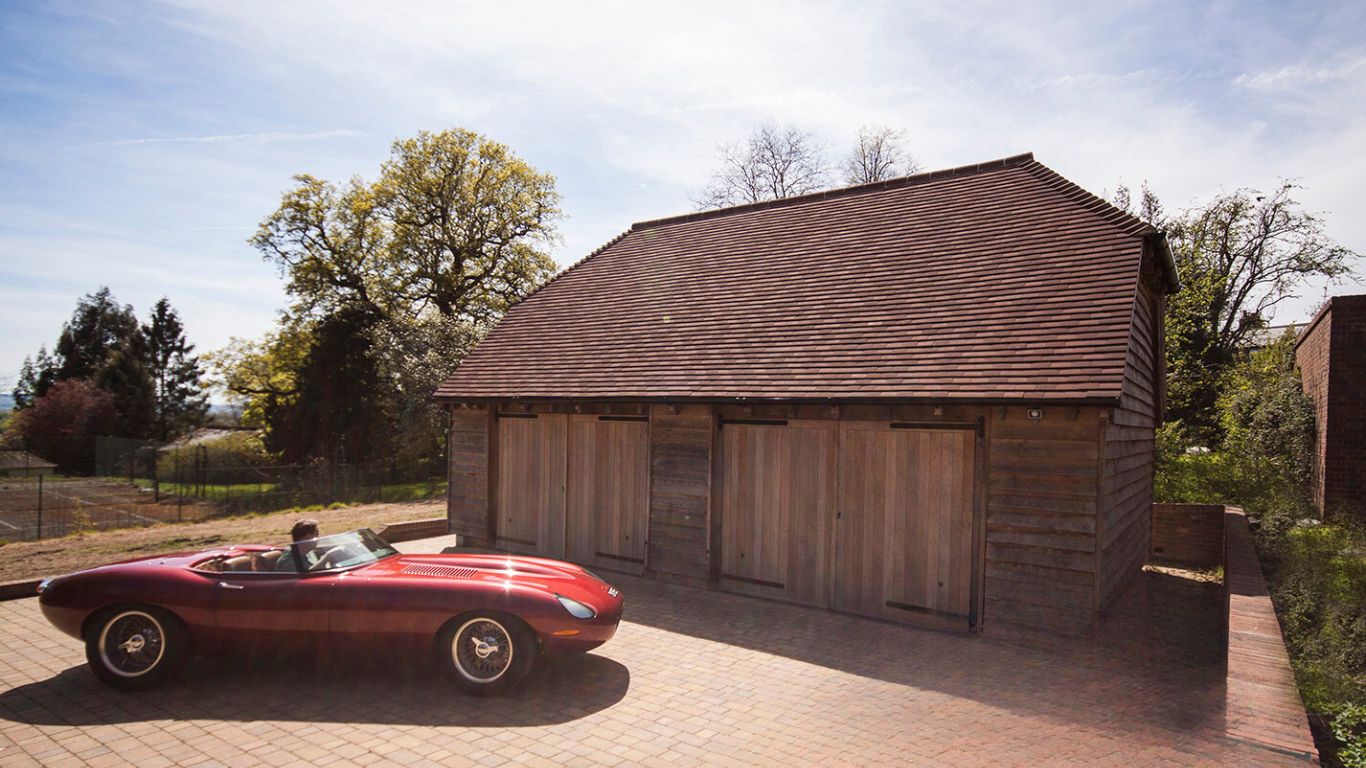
[81,129,363,148]
[1234,57,1366,91]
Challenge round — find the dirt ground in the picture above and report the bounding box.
[0,499,444,583]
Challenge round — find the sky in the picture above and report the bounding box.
[2,0,1365,393]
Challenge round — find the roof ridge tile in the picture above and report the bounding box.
[631,152,1037,231]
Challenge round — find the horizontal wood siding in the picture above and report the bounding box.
[649,404,713,585]
[447,407,489,541]
[1098,273,1161,610]
[985,406,1101,638]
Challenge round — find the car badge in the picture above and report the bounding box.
[608,587,619,598]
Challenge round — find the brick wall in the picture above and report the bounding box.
[1296,294,1366,517]
[1150,503,1224,568]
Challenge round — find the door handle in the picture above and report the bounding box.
[218,581,244,590]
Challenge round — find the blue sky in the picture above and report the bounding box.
[2,1,1364,391]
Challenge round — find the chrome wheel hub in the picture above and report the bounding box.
[472,636,500,659]
[453,618,513,683]
[98,611,166,678]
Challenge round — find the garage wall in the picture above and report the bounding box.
[984,406,1102,639]
[648,404,712,587]
[448,400,1125,636]
[1098,274,1162,610]
[447,406,491,542]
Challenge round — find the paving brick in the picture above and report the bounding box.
[0,570,1312,766]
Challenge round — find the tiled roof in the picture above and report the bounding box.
[435,153,1168,402]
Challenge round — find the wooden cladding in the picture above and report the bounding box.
[448,408,491,541]
[834,422,976,628]
[718,420,837,608]
[450,399,1153,637]
[496,414,567,557]
[649,405,712,585]
[492,412,650,573]
[567,416,649,574]
[717,419,978,630]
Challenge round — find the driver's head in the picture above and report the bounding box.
[290,519,319,543]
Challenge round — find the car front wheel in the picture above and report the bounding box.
[85,606,188,691]
[438,613,536,695]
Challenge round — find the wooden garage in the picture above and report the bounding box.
[434,153,1178,638]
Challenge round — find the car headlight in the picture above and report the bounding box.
[556,594,597,619]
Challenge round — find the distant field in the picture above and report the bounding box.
[0,476,205,541]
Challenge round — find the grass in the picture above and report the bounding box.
[136,479,447,505]
[1260,520,1366,715]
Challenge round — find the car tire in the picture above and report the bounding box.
[437,612,536,696]
[85,605,189,691]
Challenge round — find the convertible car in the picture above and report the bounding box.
[37,528,624,694]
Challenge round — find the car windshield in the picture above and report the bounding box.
[293,529,398,573]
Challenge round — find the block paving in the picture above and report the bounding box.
[0,567,1309,766]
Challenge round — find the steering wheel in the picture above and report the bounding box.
[307,546,349,571]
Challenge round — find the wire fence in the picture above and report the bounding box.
[0,437,445,543]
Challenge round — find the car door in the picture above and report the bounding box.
[209,568,335,650]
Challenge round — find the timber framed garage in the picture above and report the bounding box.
[434,153,1179,638]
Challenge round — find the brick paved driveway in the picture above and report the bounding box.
[0,569,1305,767]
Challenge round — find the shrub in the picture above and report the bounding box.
[1260,519,1366,731]
[1334,704,1366,768]
[157,431,277,485]
[3,380,118,472]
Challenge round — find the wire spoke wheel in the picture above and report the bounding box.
[98,611,166,678]
[452,618,514,683]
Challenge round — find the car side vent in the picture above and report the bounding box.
[402,564,478,579]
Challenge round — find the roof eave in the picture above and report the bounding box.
[432,393,1124,407]
[1148,230,1181,294]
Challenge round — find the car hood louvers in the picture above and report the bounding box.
[400,563,479,579]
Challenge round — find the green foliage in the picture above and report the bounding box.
[223,127,561,470]
[268,307,390,464]
[16,289,208,442]
[54,287,142,382]
[1334,704,1366,768]
[156,431,277,485]
[1260,521,1366,719]
[204,328,311,432]
[12,346,57,409]
[144,298,209,440]
[1153,331,1315,521]
[1163,183,1356,445]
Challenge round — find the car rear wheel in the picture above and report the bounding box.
[85,606,188,691]
[438,613,536,695]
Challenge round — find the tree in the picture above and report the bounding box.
[94,330,156,439]
[244,127,563,465]
[144,298,209,440]
[204,328,311,433]
[251,175,387,319]
[378,129,561,324]
[1108,181,1166,228]
[5,379,118,472]
[843,125,919,185]
[268,307,391,464]
[54,287,141,382]
[12,346,57,409]
[1164,183,1356,443]
[694,123,829,209]
[1219,329,1316,507]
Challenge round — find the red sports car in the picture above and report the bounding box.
[37,528,624,694]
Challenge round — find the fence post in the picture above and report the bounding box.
[36,474,43,541]
[175,451,183,522]
[152,449,160,503]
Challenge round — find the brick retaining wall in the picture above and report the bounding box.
[1150,502,1224,568]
